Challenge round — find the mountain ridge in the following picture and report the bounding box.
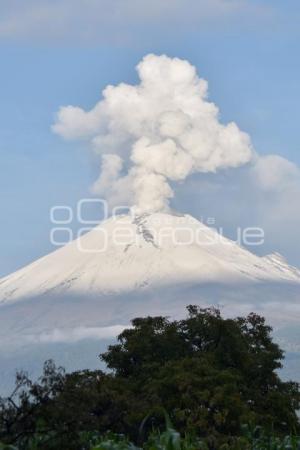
[1,212,299,305]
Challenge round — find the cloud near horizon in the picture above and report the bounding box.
[25,325,128,344]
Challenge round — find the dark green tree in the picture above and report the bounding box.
[0,306,299,450]
[101,306,300,441]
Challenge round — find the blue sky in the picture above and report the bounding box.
[0,0,300,277]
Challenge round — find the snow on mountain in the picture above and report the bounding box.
[1,212,299,304]
[0,212,300,393]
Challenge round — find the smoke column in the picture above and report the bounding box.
[53,54,254,213]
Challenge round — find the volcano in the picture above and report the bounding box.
[0,212,300,392]
[1,212,300,302]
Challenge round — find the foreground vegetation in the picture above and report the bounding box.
[1,422,300,449]
[0,306,299,449]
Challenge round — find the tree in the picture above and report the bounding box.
[101,306,300,438]
[0,306,299,450]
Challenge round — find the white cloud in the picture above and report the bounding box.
[0,0,272,44]
[53,53,254,213]
[53,105,105,140]
[92,153,123,195]
[251,154,300,192]
[250,156,300,243]
[242,154,300,230]
[173,152,300,266]
[26,325,128,344]
[91,154,133,207]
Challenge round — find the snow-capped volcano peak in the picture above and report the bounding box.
[1,211,300,394]
[0,212,299,305]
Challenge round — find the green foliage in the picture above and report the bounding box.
[0,306,299,450]
[89,432,140,450]
[1,418,300,449]
[101,306,300,437]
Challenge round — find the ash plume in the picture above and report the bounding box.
[53,54,254,213]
